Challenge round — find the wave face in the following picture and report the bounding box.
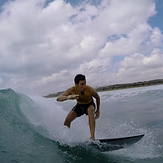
[0,89,63,163]
[0,86,163,163]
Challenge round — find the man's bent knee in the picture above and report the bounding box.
[64,120,70,128]
[64,111,77,128]
[64,117,72,128]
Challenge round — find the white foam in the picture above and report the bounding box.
[21,96,91,144]
[108,131,162,160]
[100,84,163,102]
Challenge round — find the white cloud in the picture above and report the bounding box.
[150,27,163,45]
[115,49,163,83]
[0,0,163,95]
[144,49,163,68]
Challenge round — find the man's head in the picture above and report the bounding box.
[74,74,86,92]
[74,74,86,84]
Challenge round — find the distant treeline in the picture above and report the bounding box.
[43,79,163,98]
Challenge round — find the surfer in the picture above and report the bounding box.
[56,74,100,140]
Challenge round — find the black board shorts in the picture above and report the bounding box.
[72,101,95,117]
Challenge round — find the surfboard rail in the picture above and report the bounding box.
[96,134,145,145]
[93,134,145,151]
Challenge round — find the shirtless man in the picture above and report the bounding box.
[56,74,100,140]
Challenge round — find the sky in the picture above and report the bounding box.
[0,0,163,96]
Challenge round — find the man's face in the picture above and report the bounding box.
[76,80,86,92]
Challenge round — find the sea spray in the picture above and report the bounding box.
[23,96,91,144]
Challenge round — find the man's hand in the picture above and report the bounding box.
[67,94,79,100]
[94,110,100,119]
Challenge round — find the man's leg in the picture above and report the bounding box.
[87,105,95,140]
[64,110,77,128]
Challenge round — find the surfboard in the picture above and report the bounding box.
[89,134,145,152]
[51,134,145,152]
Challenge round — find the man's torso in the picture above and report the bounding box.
[72,85,93,104]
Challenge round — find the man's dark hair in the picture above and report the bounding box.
[74,74,86,84]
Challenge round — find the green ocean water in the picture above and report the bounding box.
[0,86,163,163]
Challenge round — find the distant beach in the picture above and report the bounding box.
[44,79,163,98]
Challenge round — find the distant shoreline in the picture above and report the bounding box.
[43,79,163,98]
